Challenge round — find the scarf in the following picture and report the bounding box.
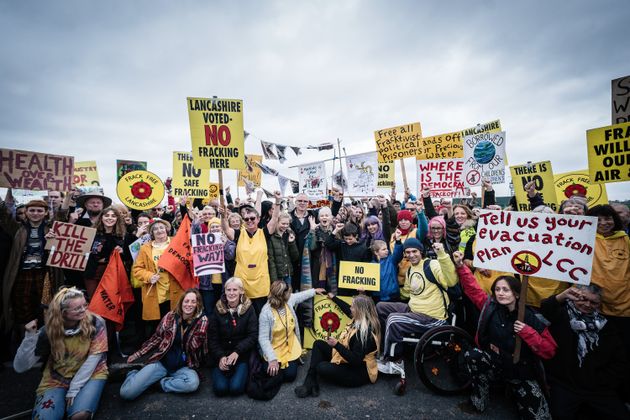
[566,300,607,367]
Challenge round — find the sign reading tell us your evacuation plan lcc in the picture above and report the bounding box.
[187,97,245,170]
[474,210,597,285]
[339,261,380,292]
[374,122,422,162]
[586,121,630,184]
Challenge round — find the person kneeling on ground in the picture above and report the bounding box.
[14,287,108,420]
[119,289,208,400]
[295,294,380,397]
[208,277,258,397]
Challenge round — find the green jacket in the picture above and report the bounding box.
[267,231,299,282]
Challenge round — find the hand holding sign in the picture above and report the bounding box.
[453,251,464,268]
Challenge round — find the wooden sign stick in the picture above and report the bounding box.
[513,275,529,363]
[399,158,409,192]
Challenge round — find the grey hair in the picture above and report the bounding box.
[224,277,244,291]
[575,283,602,296]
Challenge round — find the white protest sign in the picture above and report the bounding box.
[463,131,506,187]
[191,232,225,276]
[417,158,470,198]
[346,152,377,196]
[474,210,597,285]
[298,162,327,200]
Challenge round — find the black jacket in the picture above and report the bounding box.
[207,297,258,365]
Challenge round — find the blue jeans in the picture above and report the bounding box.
[211,362,248,396]
[119,362,199,400]
[200,288,216,318]
[32,379,106,419]
[263,360,299,383]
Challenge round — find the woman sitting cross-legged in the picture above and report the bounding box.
[208,277,258,397]
[295,293,380,398]
[119,289,208,400]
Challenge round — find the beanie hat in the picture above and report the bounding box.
[397,210,413,223]
[207,217,221,227]
[403,237,424,253]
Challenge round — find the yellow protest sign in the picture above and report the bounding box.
[73,161,100,187]
[417,131,463,160]
[238,154,262,187]
[303,296,352,349]
[374,122,422,162]
[339,261,380,292]
[510,161,558,212]
[586,121,630,184]
[377,161,395,188]
[187,97,245,170]
[208,183,220,200]
[461,119,502,137]
[116,170,165,210]
[172,152,210,199]
[554,170,608,208]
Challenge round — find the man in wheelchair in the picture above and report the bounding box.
[376,238,458,375]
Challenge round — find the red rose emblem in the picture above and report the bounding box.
[320,311,341,333]
[131,181,153,200]
[563,183,587,199]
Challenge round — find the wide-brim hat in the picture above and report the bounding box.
[148,218,172,235]
[76,192,112,209]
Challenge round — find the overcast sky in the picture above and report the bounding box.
[1,0,628,203]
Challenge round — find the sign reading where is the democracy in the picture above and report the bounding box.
[303,295,353,349]
[374,122,422,162]
[0,148,74,191]
[191,232,224,276]
[554,170,608,208]
[377,161,395,188]
[474,210,597,285]
[117,170,165,210]
[73,161,100,188]
[463,131,506,187]
[510,161,558,212]
[45,221,96,271]
[417,158,470,198]
[187,97,245,170]
[586,121,630,184]
[339,261,380,292]
[612,75,630,124]
[417,131,463,160]
[172,152,210,199]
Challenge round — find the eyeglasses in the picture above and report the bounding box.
[296,200,308,203]
[243,217,257,222]
[64,304,88,313]
[430,227,443,230]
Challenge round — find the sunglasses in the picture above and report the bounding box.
[243,216,257,222]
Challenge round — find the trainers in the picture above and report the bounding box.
[377,359,405,375]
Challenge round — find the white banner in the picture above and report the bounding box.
[417,158,470,198]
[298,162,327,200]
[463,131,506,187]
[474,210,597,285]
[346,152,377,196]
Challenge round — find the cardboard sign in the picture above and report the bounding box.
[346,152,378,196]
[299,162,327,200]
[554,170,608,208]
[612,75,630,124]
[461,119,502,138]
[238,155,262,187]
[73,161,100,187]
[374,122,422,162]
[116,160,147,182]
[172,151,211,199]
[377,161,395,188]
[417,158,470,198]
[116,170,165,210]
[303,295,352,349]
[187,97,245,170]
[191,232,224,276]
[0,149,74,191]
[474,210,597,285]
[339,261,380,292]
[586,121,630,184]
[463,131,506,187]
[417,131,463,160]
[45,222,96,271]
[510,161,558,212]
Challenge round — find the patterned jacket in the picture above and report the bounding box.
[129,311,209,368]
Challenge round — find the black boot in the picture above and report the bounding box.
[311,376,320,397]
[294,374,314,398]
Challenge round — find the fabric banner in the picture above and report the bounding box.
[554,170,608,208]
[298,162,327,199]
[290,179,300,194]
[290,146,302,156]
[191,232,225,276]
[463,131,506,187]
[116,160,147,182]
[303,296,352,349]
[88,250,134,331]
[474,210,597,285]
[275,145,287,163]
[45,222,96,271]
[346,152,377,196]
[332,169,347,189]
[260,140,278,160]
[158,215,198,290]
[586,121,630,184]
[278,175,289,196]
[0,148,74,191]
[256,161,279,176]
[172,152,211,199]
[187,97,245,170]
[374,122,422,162]
[417,158,470,198]
[510,161,558,212]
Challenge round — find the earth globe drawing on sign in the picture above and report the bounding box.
[473,141,496,164]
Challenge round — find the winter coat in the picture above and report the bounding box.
[207,297,258,364]
[267,231,299,281]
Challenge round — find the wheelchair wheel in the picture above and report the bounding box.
[414,325,474,395]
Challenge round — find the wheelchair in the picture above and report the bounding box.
[382,310,475,396]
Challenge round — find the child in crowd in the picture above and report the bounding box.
[371,233,403,302]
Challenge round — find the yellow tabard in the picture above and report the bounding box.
[235,229,270,298]
[330,324,379,383]
[270,305,301,368]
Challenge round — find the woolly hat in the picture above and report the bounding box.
[397,210,414,223]
[403,237,424,253]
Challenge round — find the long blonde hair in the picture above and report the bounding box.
[268,280,292,310]
[351,295,380,349]
[45,287,95,361]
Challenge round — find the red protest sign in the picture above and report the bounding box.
[45,221,96,271]
[0,148,74,191]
